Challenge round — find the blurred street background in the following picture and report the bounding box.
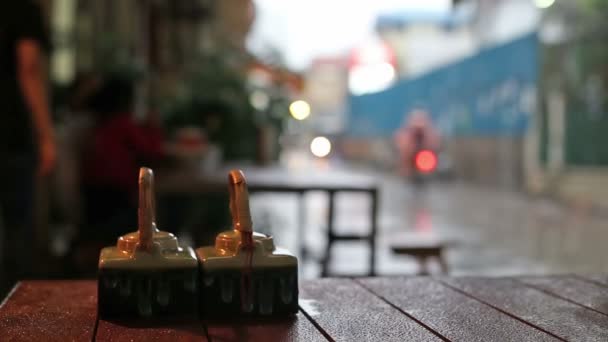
[1,0,608,296]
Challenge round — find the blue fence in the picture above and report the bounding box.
[347,32,539,137]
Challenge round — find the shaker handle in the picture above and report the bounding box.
[137,167,156,252]
[228,169,253,247]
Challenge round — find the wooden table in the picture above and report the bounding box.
[158,167,380,276]
[2,276,608,341]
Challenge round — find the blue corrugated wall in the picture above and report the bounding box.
[347,32,539,138]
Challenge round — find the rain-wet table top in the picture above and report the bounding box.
[1,276,608,341]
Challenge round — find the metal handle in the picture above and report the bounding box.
[137,167,156,252]
[228,169,253,248]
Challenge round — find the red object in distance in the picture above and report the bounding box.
[414,150,437,174]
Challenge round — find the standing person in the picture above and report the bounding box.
[0,1,56,292]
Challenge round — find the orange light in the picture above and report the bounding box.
[415,150,437,173]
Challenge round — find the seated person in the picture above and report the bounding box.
[80,77,164,243]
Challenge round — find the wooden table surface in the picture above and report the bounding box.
[2,276,608,341]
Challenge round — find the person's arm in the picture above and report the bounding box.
[17,39,55,175]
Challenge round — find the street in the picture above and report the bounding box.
[249,172,608,278]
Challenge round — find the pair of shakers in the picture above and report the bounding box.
[97,168,298,318]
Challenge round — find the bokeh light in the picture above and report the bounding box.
[289,100,310,120]
[310,136,332,158]
[349,62,396,95]
[250,90,270,111]
[534,0,555,9]
[289,100,311,120]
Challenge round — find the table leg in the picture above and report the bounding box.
[297,192,308,261]
[321,190,336,277]
[369,189,378,277]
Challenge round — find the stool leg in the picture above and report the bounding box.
[417,256,430,275]
[438,250,448,274]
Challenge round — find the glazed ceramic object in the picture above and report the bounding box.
[98,167,198,318]
[196,170,298,317]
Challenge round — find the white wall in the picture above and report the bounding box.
[383,0,541,79]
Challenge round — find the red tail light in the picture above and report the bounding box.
[414,150,437,173]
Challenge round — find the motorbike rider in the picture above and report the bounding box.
[394,109,441,177]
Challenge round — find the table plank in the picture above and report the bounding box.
[519,275,608,316]
[0,280,97,342]
[360,277,558,341]
[442,277,608,341]
[205,313,325,342]
[95,318,207,342]
[300,278,441,341]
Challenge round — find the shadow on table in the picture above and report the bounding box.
[97,316,206,339]
[205,315,302,342]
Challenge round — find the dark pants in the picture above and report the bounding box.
[66,185,137,276]
[0,153,36,294]
[81,185,137,244]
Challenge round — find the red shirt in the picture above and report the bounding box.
[82,113,164,196]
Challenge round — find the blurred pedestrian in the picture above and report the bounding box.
[0,1,55,293]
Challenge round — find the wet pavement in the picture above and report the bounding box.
[248,172,608,279]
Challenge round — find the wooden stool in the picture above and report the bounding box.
[391,234,448,275]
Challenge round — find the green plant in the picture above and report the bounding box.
[162,48,258,160]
